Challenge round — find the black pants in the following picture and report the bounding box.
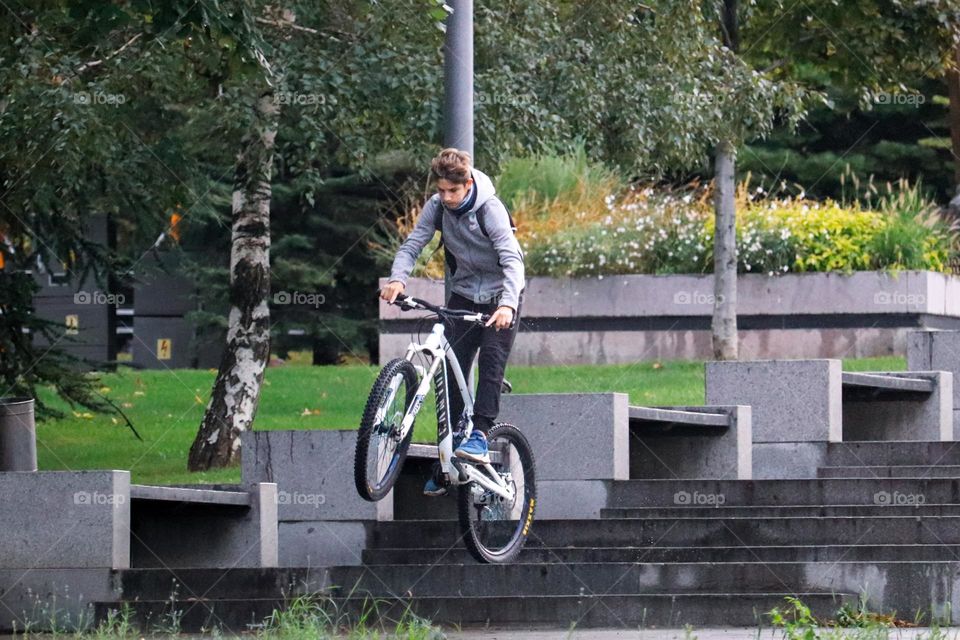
[445,290,523,435]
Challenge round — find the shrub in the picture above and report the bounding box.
[524,187,714,277]
[736,200,885,274]
[378,151,959,280]
[523,181,959,277]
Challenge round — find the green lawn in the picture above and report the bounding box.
[36,355,906,485]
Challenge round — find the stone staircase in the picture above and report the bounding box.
[93,440,960,631]
[9,331,960,633]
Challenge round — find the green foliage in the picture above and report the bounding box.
[496,144,617,210]
[740,81,955,202]
[0,0,269,412]
[524,188,713,277]
[735,0,960,201]
[91,602,137,639]
[766,594,934,640]
[768,595,823,640]
[522,175,958,277]
[739,201,884,273]
[868,182,958,273]
[255,593,446,639]
[470,0,806,174]
[742,0,960,102]
[0,272,111,419]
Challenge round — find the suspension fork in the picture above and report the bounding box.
[397,351,443,438]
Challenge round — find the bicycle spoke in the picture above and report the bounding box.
[459,426,534,562]
[356,360,418,501]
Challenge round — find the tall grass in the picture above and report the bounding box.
[868,179,959,273]
[255,593,446,639]
[496,143,618,212]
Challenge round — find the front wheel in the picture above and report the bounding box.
[354,358,418,501]
[458,423,537,563]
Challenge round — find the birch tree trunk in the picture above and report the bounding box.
[712,140,738,360]
[712,0,740,360]
[188,90,278,471]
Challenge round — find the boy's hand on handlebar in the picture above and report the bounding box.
[380,281,405,304]
[486,306,514,330]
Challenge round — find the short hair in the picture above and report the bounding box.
[430,148,472,184]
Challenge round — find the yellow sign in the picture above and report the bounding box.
[157,338,172,360]
[65,314,79,335]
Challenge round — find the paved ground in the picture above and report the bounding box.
[445,629,960,640]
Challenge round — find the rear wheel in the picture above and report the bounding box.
[458,423,536,563]
[354,358,418,501]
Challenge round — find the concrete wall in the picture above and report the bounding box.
[909,330,960,429]
[242,430,388,567]
[380,272,960,365]
[0,470,130,570]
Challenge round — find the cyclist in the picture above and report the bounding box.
[380,148,525,496]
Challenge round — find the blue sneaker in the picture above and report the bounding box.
[455,430,490,464]
[423,475,447,497]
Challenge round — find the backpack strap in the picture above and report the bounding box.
[476,201,517,238]
[432,206,458,275]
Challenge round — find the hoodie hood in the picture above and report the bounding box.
[467,168,497,214]
[443,168,497,216]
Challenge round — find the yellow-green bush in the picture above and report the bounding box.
[736,201,885,274]
[525,188,958,277]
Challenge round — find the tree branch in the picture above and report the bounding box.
[255,16,319,35]
[76,33,142,74]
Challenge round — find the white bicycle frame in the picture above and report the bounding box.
[382,311,516,502]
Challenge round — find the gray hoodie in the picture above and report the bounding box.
[388,169,525,310]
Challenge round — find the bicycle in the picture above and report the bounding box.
[354,292,536,563]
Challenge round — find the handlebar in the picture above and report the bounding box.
[386,292,491,325]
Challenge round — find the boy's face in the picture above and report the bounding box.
[436,177,474,210]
